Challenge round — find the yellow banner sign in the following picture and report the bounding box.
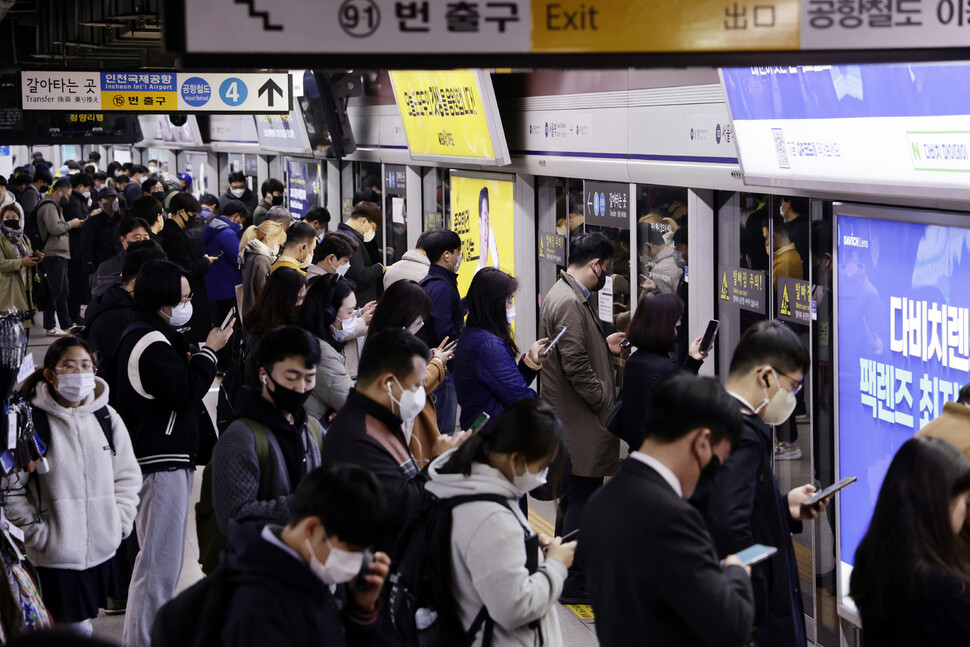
[450,175,516,299]
[530,0,800,52]
[390,70,501,162]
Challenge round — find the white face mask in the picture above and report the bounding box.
[316,230,326,243]
[757,369,798,425]
[81,190,91,199]
[332,316,358,340]
[55,372,96,403]
[328,258,350,277]
[407,318,424,335]
[306,536,363,585]
[449,252,462,273]
[512,464,549,497]
[387,375,425,422]
[363,228,376,243]
[506,306,516,324]
[166,301,193,327]
[230,188,246,198]
[148,166,158,174]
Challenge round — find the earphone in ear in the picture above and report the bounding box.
[261,375,268,385]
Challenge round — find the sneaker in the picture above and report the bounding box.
[46,328,69,337]
[774,441,802,461]
[104,596,127,616]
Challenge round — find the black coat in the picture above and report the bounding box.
[80,212,122,274]
[619,346,701,446]
[580,458,755,647]
[337,223,382,305]
[159,218,211,342]
[84,283,135,361]
[697,402,806,647]
[222,520,377,647]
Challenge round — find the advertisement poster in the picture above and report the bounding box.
[837,208,970,571]
[450,174,515,297]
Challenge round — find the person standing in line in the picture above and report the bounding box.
[0,203,40,332]
[238,220,286,318]
[37,178,84,336]
[114,259,234,647]
[219,171,258,214]
[336,202,384,304]
[270,222,317,275]
[538,232,626,605]
[581,374,755,647]
[252,178,284,226]
[202,200,247,370]
[383,230,432,289]
[850,436,970,645]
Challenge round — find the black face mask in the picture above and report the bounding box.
[593,263,608,292]
[266,374,311,414]
[3,220,21,230]
[271,194,284,206]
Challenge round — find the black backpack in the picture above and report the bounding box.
[24,199,50,254]
[387,493,514,647]
[31,405,114,456]
[150,560,307,647]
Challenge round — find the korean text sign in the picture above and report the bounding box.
[449,174,515,298]
[837,208,970,568]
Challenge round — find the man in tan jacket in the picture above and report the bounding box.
[539,232,626,604]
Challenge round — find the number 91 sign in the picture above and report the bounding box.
[339,0,380,38]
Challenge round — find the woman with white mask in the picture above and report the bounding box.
[366,280,456,467]
[296,274,357,423]
[427,399,574,647]
[7,337,141,635]
[238,220,287,320]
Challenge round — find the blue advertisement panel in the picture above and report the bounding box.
[286,160,309,219]
[837,207,970,568]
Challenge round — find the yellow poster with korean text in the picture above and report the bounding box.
[450,175,516,299]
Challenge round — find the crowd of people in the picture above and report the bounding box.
[0,153,968,647]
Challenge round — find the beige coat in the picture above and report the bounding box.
[0,235,34,327]
[538,271,619,478]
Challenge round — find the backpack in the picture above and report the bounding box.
[150,559,308,647]
[387,493,517,647]
[196,417,323,575]
[31,405,115,456]
[216,335,263,433]
[24,199,50,254]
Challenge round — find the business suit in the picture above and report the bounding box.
[581,457,754,647]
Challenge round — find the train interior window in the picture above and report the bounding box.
[384,164,407,264]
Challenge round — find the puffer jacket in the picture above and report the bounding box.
[305,338,353,422]
[4,378,141,569]
[425,454,566,647]
[453,326,537,430]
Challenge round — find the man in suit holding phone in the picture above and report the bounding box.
[581,374,755,647]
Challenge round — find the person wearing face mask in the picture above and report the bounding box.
[219,171,258,214]
[238,219,287,318]
[455,268,551,433]
[199,192,220,222]
[0,175,15,211]
[323,328,470,553]
[538,232,627,605]
[367,280,454,467]
[203,200,249,370]
[36,178,84,336]
[306,231,356,282]
[211,465,390,646]
[296,275,358,423]
[427,399,574,647]
[696,320,824,647]
[125,165,147,205]
[18,169,52,216]
[252,178,285,226]
[671,226,693,362]
[305,206,331,263]
[416,229,465,434]
[270,221,317,275]
[240,268,307,389]
[7,337,141,635]
[90,216,153,300]
[113,259,234,647]
[211,326,324,546]
[80,186,124,281]
[383,229,433,290]
[336,202,385,304]
[64,173,95,323]
[0,203,41,331]
[581,374,755,647]
[637,222,683,296]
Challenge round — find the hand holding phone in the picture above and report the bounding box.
[540,326,567,357]
[220,307,236,331]
[355,548,376,591]
[700,319,720,353]
[726,544,778,567]
[802,476,856,506]
[467,412,490,435]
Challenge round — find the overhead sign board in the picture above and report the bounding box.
[175,0,970,61]
[21,71,291,114]
[389,70,510,165]
[721,62,970,201]
[583,181,631,231]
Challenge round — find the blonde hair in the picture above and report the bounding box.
[239,220,286,257]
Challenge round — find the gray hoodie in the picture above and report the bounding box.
[426,453,565,647]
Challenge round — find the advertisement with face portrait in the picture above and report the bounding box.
[450,174,515,297]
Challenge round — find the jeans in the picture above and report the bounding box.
[41,256,73,331]
[433,371,458,435]
[123,469,194,647]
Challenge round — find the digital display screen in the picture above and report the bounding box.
[836,205,970,572]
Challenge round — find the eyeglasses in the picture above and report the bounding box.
[774,368,804,395]
[56,362,95,374]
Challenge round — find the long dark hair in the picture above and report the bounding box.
[626,292,683,352]
[19,337,95,400]
[438,399,565,493]
[297,274,354,351]
[465,267,518,354]
[850,436,970,620]
[243,268,305,334]
[368,280,431,338]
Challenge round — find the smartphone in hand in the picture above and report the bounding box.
[219,307,236,331]
[700,319,720,353]
[355,548,376,591]
[540,325,567,357]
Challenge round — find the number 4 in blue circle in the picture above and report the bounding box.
[219,78,248,107]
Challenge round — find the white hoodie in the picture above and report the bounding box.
[4,378,141,569]
[426,452,565,647]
